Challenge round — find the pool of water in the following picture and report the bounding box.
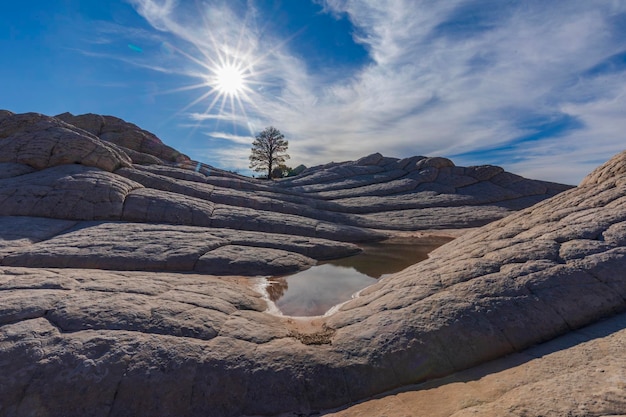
[266,236,453,316]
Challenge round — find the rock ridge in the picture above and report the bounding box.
[0,110,574,276]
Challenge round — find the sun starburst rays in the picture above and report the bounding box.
[144,4,292,138]
[152,43,261,135]
[175,40,264,134]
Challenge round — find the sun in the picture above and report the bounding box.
[213,63,246,96]
[158,36,267,126]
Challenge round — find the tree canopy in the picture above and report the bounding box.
[249,126,290,179]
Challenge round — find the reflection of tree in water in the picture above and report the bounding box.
[266,278,288,301]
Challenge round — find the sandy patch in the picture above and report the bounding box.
[321,313,626,417]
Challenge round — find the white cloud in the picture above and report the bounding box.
[204,131,253,145]
[270,0,626,182]
[128,0,626,183]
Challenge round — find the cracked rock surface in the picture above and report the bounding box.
[0,110,572,274]
[0,110,624,417]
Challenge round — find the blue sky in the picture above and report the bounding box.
[2,0,626,184]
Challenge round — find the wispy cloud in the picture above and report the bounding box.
[280,0,626,182]
[203,131,253,145]
[125,0,626,183]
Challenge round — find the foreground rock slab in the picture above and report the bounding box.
[323,312,626,417]
[0,218,360,276]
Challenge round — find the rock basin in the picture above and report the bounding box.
[267,235,454,316]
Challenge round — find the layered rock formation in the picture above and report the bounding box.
[0,110,570,275]
[277,152,571,230]
[0,110,624,417]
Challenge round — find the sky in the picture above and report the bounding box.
[1,0,626,185]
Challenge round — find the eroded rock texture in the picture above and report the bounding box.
[0,110,571,275]
[276,153,571,230]
[0,110,624,417]
[324,312,626,417]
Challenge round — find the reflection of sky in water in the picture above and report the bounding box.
[271,264,376,317]
[269,237,453,316]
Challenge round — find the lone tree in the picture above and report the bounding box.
[249,126,290,179]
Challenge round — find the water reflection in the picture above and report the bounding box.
[267,236,453,316]
[327,236,453,278]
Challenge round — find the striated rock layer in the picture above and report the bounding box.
[0,110,624,416]
[0,110,571,275]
